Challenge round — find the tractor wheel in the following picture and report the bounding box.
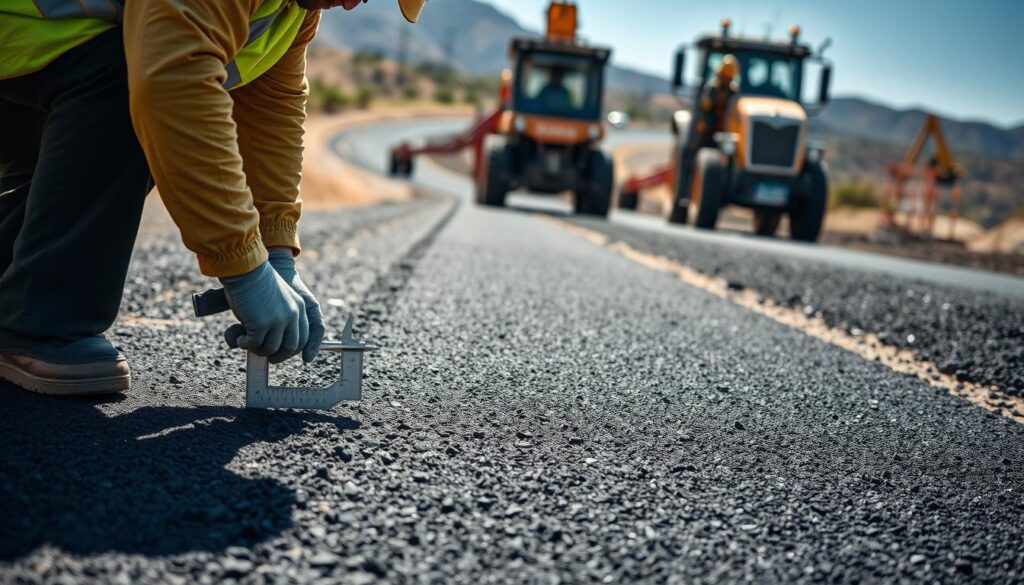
[476,145,509,207]
[667,147,691,225]
[619,189,639,210]
[575,150,613,218]
[790,162,828,242]
[389,153,413,177]
[694,148,726,230]
[753,210,782,237]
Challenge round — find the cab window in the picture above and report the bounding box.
[515,52,602,120]
[705,51,802,101]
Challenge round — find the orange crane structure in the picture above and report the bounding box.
[881,114,965,239]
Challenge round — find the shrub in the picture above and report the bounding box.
[829,182,880,210]
[434,87,455,105]
[353,51,384,65]
[309,79,351,113]
[403,86,420,101]
[356,85,375,109]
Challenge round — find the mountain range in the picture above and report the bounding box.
[816,98,1024,161]
[316,0,1024,161]
[314,0,668,95]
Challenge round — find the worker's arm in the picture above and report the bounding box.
[123,0,266,278]
[699,84,716,113]
[231,11,321,255]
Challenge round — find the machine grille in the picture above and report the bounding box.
[750,121,799,168]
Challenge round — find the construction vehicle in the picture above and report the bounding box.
[881,114,964,239]
[389,2,615,216]
[620,21,834,241]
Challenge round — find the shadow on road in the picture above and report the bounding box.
[502,203,572,218]
[0,383,359,560]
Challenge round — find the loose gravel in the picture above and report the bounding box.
[569,217,1024,395]
[3,196,1023,584]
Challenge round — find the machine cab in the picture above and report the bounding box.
[699,48,804,103]
[673,23,832,125]
[670,23,832,179]
[510,45,608,122]
[503,0,611,130]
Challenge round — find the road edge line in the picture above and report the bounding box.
[547,218,1024,425]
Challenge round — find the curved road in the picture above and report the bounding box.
[335,117,1024,299]
[2,116,1022,584]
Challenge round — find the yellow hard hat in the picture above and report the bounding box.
[398,0,425,22]
[718,54,740,79]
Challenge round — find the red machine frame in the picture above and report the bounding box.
[619,163,673,209]
[389,107,503,180]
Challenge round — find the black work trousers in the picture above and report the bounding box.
[0,29,152,341]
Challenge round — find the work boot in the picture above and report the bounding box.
[0,332,129,396]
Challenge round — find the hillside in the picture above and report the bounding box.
[314,0,667,95]
[311,1,1022,227]
[318,3,1023,160]
[817,97,1024,161]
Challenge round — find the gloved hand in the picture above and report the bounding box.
[268,247,325,363]
[219,261,309,364]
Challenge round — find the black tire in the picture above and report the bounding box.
[476,145,509,207]
[753,210,782,237]
[389,153,413,177]
[667,147,690,225]
[790,162,828,242]
[694,148,726,230]
[575,150,613,218]
[619,189,639,210]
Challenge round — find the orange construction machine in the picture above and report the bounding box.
[881,114,964,239]
[620,21,834,241]
[389,1,615,216]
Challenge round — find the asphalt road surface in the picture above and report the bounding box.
[2,118,1023,584]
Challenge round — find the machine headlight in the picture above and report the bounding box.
[806,139,826,164]
[513,116,527,133]
[713,132,739,156]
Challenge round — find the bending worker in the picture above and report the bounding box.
[695,54,741,148]
[0,0,427,396]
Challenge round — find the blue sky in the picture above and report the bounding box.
[486,0,1024,128]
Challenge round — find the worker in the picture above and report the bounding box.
[0,0,427,397]
[536,66,576,113]
[695,54,741,147]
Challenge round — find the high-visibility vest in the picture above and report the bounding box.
[0,0,307,90]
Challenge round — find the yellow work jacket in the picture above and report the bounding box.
[0,0,320,277]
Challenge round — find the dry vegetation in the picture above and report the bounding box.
[304,46,1023,258]
[822,137,1024,229]
[306,46,497,114]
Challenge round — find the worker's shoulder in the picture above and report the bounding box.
[302,7,321,26]
[295,7,321,42]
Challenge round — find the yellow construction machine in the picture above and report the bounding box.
[621,21,834,240]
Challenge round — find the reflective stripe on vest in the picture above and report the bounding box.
[33,0,122,21]
[224,0,307,90]
[0,0,306,89]
[0,0,117,80]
